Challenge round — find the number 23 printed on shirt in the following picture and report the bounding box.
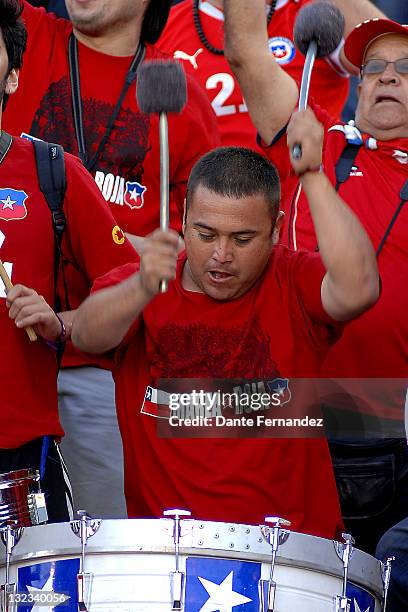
[206,73,248,117]
[0,229,13,298]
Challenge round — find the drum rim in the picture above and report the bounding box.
[0,518,384,599]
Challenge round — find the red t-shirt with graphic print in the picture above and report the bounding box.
[0,136,136,448]
[263,104,408,421]
[92,248,343,538]
[4,1,220,368]
[158,0,349,149]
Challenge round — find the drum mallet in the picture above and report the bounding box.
[136,60,187,293]
[292,2,345,160]
[0,259,37,342]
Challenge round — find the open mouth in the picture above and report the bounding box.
[375,95,400,104]
[208,271,234,282]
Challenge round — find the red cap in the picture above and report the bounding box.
[344,18,408,68]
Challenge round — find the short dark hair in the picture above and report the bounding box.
[141,0,171,44]
[0,0,27,108]
[186,147,281,221]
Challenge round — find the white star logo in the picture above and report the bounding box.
[354,599,371,612]
[26,570,70,611]
[129,189,139,202]
[198,570,252,611]
[274,48,286,58]
[276,384,285,396]
[1,195,16,210]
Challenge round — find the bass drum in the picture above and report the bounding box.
[0,518,383,610]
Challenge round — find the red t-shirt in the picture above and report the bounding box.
[264,105,408,419]
[157,0,349,149]
[4,1,220,368]
[0,136,136,448]
[93,248,343,538]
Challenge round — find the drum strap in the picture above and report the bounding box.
[68,34,145,172]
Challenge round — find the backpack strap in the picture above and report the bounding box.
[33,139,68,311]
[309,140,362,252]
[335,142,362,191]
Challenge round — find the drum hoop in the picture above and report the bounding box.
[0,519,384,599]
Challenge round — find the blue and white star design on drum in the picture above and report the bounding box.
[185,557,261,611]
[347,582,376,612]
[268,37,296,65]
[17,559,80,611]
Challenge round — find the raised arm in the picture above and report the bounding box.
[224,0,298,145]
[331,0,386,72]
[72,230,180,354]
[287,109,379,321]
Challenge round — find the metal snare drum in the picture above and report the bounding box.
[0,518,384,610]
[0,469,47,527]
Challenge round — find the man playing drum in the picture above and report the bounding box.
[72,139,379,539]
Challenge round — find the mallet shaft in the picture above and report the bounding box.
[159,112,170,293]
[292,40,318,160]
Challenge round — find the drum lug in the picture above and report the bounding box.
[0,523,24,612]
[333,532,355,612]
[0,582,16,612]
[70,511,101,612]
[77,572,93,612]
[334,595,351,612]
[259,578,276,612]
[259,516,291,612]
[163,508,192,610]
[381,556,395,612]
[27,493,48,525]
[170,570,184,610]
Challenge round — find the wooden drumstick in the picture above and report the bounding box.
[0,259,37,342]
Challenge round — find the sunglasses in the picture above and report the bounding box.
[360,58,408,77]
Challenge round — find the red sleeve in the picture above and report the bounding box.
[62,153,138,291]
[168,73,221,216]
[91,262,139,294]
[22,1,53,28]
[91,262,142,346]
[261,101,336,183]
[21,1,70,42]
[4,3,71,136]
[291,250,342,331]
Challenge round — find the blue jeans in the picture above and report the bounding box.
[376,517,408,612]
[328,437,408,556]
